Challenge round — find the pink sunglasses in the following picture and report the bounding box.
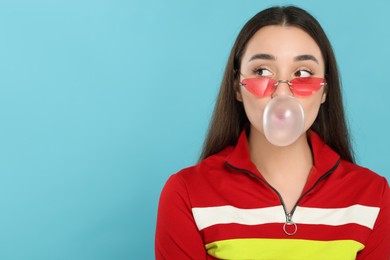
[239,77,327,97]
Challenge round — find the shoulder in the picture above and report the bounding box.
[339,160,387,185]
[171,146,234,183]
[160,146,236,205]
[336,159,389,202]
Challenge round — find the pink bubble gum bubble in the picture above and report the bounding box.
[263,96,304,146]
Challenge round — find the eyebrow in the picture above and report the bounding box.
[249,53,276,61]
[248,53,319,64]
[294,54,319,64]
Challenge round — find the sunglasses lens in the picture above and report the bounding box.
[241,77,326,97]
[242,78,274,97]
[290,77,325,96]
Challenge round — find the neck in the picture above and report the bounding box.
[248,127,313,180]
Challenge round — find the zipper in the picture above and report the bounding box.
[284,213,297,236]
[226,159,340,236]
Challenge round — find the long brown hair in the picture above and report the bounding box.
[199,6,355,163]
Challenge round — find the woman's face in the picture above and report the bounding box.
[237,25,327,140]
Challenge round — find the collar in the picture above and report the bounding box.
[225,130,341,193]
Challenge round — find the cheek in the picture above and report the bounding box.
[241,91,269,132]
[301,94,324,130]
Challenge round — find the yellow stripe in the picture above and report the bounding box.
[205,238,364,260]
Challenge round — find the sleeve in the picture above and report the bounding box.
[155,173,207,260]
[357,177,390,260]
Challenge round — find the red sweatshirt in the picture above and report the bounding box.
[156,131,390,259]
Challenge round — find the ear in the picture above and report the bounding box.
[236,90,243,102]
[234,70,243,102]
[321,92,326,104]
[321,85,328,104]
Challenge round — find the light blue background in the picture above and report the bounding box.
[0,0,389,259]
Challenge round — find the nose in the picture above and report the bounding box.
[271,80,294,98]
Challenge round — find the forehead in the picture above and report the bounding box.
[242,25,323,64]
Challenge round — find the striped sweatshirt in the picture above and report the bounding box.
[155,131,390,259]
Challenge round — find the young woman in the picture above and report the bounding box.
[155,6,390,259]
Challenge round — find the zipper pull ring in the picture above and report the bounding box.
[283,213,297,236]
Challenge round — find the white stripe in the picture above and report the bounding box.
[293,204,380,229]
[192,205,285,230]
[192,204,380,231]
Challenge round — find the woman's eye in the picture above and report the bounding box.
[295,70,313,77]
[254,68,272,77]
